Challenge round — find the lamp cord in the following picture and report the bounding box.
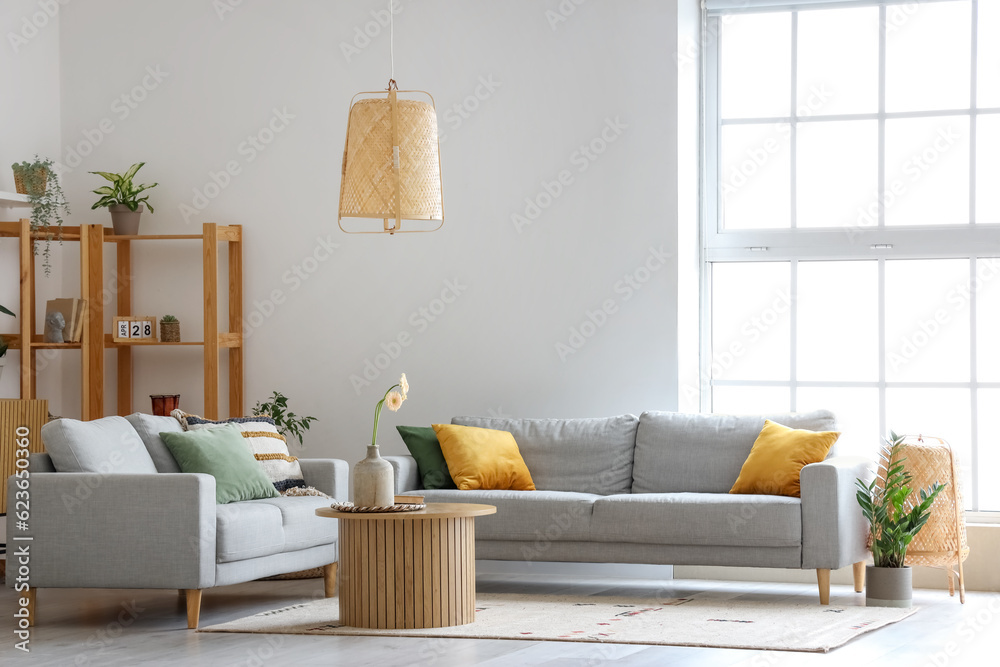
[388,0,396,90]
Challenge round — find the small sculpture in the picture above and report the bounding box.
[44,311,65,343]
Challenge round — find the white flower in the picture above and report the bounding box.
[385,391,404,412]
[399,373,408,398]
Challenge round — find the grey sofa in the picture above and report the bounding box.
[387,410,872,604]
[5,414,349,628]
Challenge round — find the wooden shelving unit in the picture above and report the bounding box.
[0,220,243,420]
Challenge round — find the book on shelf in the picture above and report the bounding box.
[44,298,86,343]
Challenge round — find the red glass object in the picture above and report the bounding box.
[150,394,180,416]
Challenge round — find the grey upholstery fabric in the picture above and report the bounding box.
[386,455,420,494]
[408,488,601,542]
[6,472,217,590]
[451,415,639,494]
[299,458,350,502]
[124,412,183,473]
[801,456,873,569]
[29,453,55,472]
[590,493,801,547]
[215,501,286,563]
[631,410,838,494]
[477,540,802,569]
[41,416,158,474]
[215,543,337,587]
[251,496,339,552]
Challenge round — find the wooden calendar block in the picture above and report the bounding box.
[113,316,156,343]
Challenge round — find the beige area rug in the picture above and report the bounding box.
[200,593,917,653]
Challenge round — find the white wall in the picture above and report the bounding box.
[0,0,65,408]
[48,0,680,459]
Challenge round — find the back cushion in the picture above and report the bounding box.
[631,410,837,494]
[42,416,158,474]
[125,413,183,473]
[451,415,638,494]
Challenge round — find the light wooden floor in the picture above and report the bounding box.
[1,573,997,666]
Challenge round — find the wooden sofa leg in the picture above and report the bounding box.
[323,563,338,598]
[26,587,36,627]
[816,569,831,605]
[185,589,203,629]
[853,561,866,593]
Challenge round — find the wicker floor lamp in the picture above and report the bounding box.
[899,435,970,603]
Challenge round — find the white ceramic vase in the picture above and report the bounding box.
[352,444,394,508]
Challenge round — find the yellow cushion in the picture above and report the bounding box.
[729,420,840,497]
[432,424,536,491]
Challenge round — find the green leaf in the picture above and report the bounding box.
[89,171,121,183]
[0,304,15,318]
[123,162,144,182]
[92,186,115,196]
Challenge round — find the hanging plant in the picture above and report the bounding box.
[11,156,70,276]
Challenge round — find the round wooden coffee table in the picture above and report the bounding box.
[315,502,496,629]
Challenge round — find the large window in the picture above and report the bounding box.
[704,0,1000,514]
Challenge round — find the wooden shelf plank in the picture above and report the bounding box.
[104,234,203,241]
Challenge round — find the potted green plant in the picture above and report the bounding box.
[253,391,318,448]
[89,162,158,235]
[0,303,14,380]
[856,431,945,608]
[11,156,70,276]
[159,314,180,342]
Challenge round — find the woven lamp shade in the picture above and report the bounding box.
[338,90,443,234]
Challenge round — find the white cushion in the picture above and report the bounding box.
[41,416,158,474]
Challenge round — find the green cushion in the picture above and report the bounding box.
[160,425,280,504]
[396,425,457,490]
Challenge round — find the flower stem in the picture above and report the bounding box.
[370,383,400,446]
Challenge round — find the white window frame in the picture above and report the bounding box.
[701,0,1000,519]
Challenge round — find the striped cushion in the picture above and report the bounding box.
[174,411,306,493]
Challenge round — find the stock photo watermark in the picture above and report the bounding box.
[511,116,627,233]
[439,75,501,144]
[7,0,70,53]
[339,0,402,62]
[11,424,33,652]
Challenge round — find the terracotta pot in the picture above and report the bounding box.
[352,444,394,507]
[150,394,180,416]
[109,204,143,235]
[866,565,913,608]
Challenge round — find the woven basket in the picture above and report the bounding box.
[873,435,970,602]
[160,321,180,342]
[13,169,47,195]
[339,91,443,232]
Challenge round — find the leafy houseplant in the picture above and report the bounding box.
[90,162,158,235]
[159,314,180,342]
[12,156,70,276]
[856,431,945,606]
[253,391,317,448]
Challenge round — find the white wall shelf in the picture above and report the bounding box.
[0,191,31,207]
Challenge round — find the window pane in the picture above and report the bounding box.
[885,1,971,113]
[976,115,1000,223]
[711,262,791,381]
[884,117,970,226]
[797,120,878,228]
[797,7,879,115]
[885,388,973,510]
[885,259,970,383]
[977,390,1000,512]
[797,387,880,458]
[978,0,1000,108]
[798,261,878,381]
[720,13,791,119]
[975,258,1000,382]
[712,385,790,416]
[721,123,792,229]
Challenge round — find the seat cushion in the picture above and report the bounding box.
[216,496,338,563]
[42,415,158,474]
[591,493,802,548]
[125,412,183,473]
[451,415,638,495]
[404,488,601,542]
[632,410,837,494]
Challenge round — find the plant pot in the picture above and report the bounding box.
[160,321,180,342]
[150,394,180,416]
[866,565,913,608]
[109,204,143,235]
[13,168,47,195]
[352,444,395,508]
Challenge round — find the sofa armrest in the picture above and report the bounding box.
[384,455,421,494]
[298,458,349,502]
[6,472,217,590]
[800,456,873,569]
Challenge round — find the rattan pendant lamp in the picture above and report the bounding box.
[337,3,443,235]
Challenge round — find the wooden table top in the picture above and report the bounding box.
[316,502,497,520]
